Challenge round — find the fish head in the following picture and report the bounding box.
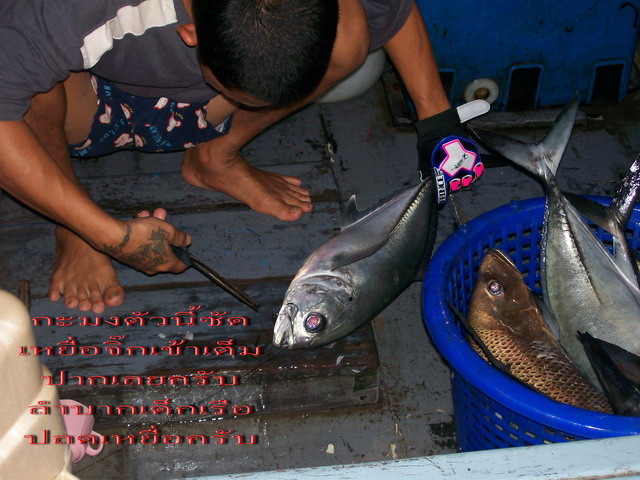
[470,248,543,334]
[273,275,354,349]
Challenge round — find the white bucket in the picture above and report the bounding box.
[317,49,387,103]
[0,290,79,479]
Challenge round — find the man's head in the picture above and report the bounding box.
[190,0,339,108]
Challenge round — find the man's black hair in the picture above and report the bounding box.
[192,0,339,108]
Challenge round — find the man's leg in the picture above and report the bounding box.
[23,72,125,313]
[180,0,374,222]
[383,3,450,120]
[181,95,313,222]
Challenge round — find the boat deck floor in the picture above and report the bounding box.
[2,67,640,479]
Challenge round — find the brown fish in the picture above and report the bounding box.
[466,248,612,413]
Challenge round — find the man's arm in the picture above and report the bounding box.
[383,3,488,201]
[383,3,450,120]
[0,120,191,275]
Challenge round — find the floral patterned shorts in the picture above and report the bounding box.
[68,75,231,157]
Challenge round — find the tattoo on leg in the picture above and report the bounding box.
[114,224,132,251]
[104,225,171,271]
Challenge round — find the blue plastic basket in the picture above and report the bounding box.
[422,196,640,452]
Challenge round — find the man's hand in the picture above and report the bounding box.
[416,100,490,205]
[102,209,191,275]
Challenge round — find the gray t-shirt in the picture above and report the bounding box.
[0,0,413,121]
[364,0,413,51]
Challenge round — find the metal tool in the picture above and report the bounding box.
[318,106,347,206]
[172,246,260,311]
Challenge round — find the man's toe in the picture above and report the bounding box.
[89,287,106,314]
[104,285,125,307]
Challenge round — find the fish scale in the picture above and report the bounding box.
[472,325,612,413]
[466,248,612,414]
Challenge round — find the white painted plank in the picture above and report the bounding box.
[181,435,640,480]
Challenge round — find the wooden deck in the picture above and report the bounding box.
[2,66,640,478]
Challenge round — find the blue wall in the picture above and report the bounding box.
[417,0,640,109]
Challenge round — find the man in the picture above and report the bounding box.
[0,0,479,313]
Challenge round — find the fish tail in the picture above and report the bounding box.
[471,96,579,183]
[470,128,544,178]
[539,97,579,177]
[566,154,640,280]
[606,155,640,282]
[578,331,640,416]
[611,154,640,227]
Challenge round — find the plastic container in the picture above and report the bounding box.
[0,290,78,479]
[417,0,640,110]
[422,196,640,451]
[317,49,386,103]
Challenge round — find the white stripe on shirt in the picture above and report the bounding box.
[81,0,177,68]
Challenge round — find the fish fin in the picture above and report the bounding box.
[471,96,579,180]
[328,238,391,271]
[578,331,640,416]
[564,192,612,232]
[565,171,640,240]
[581,332,640,385]
[447,301,513,376]
[564,190,640,283]
[341,185,417,229]
[385,178,432,238]
[539,96,579,176]
[342,195,360,228]
[609,156,640,283]
[330,180,430,270]
[470,128,542,177]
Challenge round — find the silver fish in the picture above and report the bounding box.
[473,98,640,386]
[273,178,437,348]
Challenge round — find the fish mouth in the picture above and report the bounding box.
[273,303,297,349]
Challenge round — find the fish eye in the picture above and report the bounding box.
[304,312,327,333]
[487,279,504,296]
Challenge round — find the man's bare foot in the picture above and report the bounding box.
[49,227,125,314]
[182,148,313,222]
